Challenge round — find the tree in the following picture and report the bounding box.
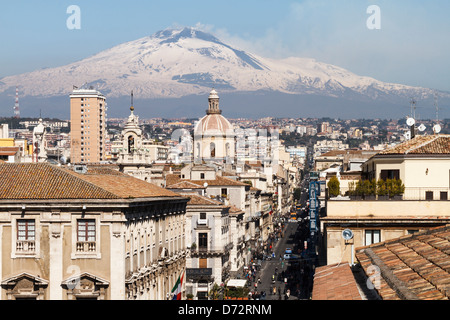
[377,179,388,196]
[327,176,340,197]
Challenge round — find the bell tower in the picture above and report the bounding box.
[206,89,221,115]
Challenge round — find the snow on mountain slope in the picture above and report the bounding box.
[0,27,443,102]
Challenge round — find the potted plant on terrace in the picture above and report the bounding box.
[327,176,340,198]
[362,179,376,200]
[377,179,389,200]
[347,181,359,200]
[391,178,405,200]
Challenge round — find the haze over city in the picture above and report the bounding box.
[0,0,449,307]
[1,1,449,119]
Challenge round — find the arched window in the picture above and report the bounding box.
[210,142,216,158]
[128,136,134,153]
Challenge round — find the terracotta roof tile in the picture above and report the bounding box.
[312,263,363,300]
[166,175,247,188]
[0,163,182,200]
[356,225,450,300]
[183,193,225,206]
[166,180,205,189]
[377,135,450,155]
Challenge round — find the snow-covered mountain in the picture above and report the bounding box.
[0,27,447,118]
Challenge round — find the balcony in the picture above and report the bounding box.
[337,187,450,201]
[76,241,96,253]
[191,244,233,257]
[16,240,36,254]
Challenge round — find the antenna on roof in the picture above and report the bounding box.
[433,92,442,134]
[406,98,417,139]
[410,97,416,119]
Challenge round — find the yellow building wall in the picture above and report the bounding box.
[0,139,15,147]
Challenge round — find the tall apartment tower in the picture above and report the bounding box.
[70,88,107,164]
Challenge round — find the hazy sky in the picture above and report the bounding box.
[1,0,449,92]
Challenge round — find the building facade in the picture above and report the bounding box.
[115,102,169,183]
[70,88,107,164]
[0,163,188,300]
[323,134,450,265]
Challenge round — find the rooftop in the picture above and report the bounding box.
[166,174,248,187]
[0,163,182,200]
[356,225,450,300]
[312,263,364,300]
[183,193,225,206]
[376,134,450,156]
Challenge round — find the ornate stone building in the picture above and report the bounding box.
[0,163,188,300]
[116,99,168,183]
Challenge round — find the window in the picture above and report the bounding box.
[200,173,205,179]
[17,220,35,241]
[77,219,95,242]
[221,188,228,196]
[380,170,399,180]
[440,191,448,201]
[365,230,381,246]
[198,233,208,250]
[200,212,206,220]
[425,191,434,200]
[210,143,216,158]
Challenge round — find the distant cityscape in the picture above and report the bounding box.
[1,113,448,165]
[0,87,449,302]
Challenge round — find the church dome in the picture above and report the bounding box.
[194,113,233,136]
[194,89,233,136]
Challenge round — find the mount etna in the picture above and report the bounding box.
[0,27,448,119]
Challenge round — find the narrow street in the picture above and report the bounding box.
[245,219,314,300]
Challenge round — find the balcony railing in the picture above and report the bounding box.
[76,241,96,253]
[337,187,449,201]
[16,240,35,254]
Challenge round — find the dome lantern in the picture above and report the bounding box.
[207,88,221,115]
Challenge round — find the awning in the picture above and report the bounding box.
[226,279,247,287]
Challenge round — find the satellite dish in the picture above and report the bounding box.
[406,117,415,126]
[203,182,208,188]
[433,124,441,134]
[418,124,426,132]
[342,229,354,241]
